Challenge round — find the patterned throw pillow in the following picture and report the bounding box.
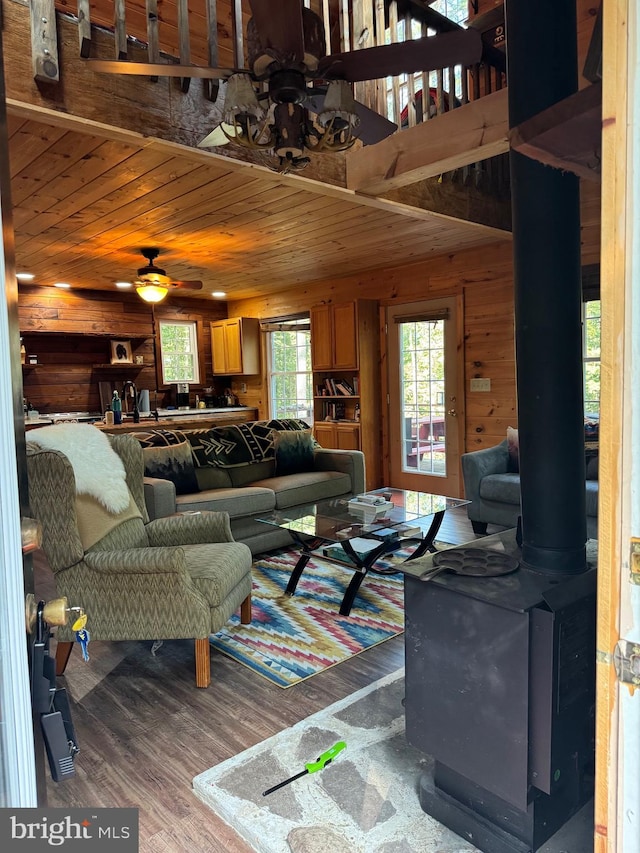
[274,429,316,475]
[506,426,519,473]
[142,441,199,495]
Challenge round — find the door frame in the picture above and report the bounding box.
[381,294,466,497]
[0,27,39,806]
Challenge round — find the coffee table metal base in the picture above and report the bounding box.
[284,509,446,616]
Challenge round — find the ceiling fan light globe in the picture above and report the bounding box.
[136,284,169,303]
[223,73,264,124]
[318,80,360,130]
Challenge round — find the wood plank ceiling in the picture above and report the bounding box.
[7,0,512,301]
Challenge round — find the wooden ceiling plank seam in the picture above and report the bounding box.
[13,147,184,254]
[24,161,225,255]
[6,122,69,179]
[16,141,166,226]
[9,132,124,207]
[12,134,141,205]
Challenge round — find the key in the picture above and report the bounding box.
[71,613,87,632]
[76,628,90,662]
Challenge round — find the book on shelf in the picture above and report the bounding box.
[335,379,354,396]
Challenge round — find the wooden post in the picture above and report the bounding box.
[114,0,127,60]
[231,0,243,69]
[595,2,640,850]
[204,0,218,102]
[77,0,91,59]
[177,0,191,93]
[29,0,59,83]
[146,0,159,83]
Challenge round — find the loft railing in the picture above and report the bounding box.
[46,0,507,192]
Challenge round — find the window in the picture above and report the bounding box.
[265,316,313,422]
[583,300,601,418]
[158,320,200,384]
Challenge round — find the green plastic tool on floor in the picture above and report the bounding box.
[262,741,347,796]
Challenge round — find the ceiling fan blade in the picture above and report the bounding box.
[172,281,204,290]
[198,124,237,148]
[84,59,236,79]
[317,29,483,82]
[353,102,398,145]
[303,92,397,146]
[248,0,304,63]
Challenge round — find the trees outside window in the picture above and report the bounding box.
[583,300,601,418]
[267,317,312,422]
[158,320,200,384]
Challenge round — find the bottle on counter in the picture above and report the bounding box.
[20,339,26,365]
[111,390,122,425]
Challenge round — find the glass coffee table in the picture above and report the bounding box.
[257,488,469,616]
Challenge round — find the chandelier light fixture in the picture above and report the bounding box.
[219,72,361,171]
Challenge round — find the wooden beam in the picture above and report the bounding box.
[510,82,602,182]
[346,88,509,196]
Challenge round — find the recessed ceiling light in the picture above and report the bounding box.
[53,282,71,289]
[16,273,34,281]
[211,291,226,298]
[115,281,132,288]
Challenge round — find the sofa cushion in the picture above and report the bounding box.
[195,466,233,491]
[506,426,519,473]
[228,460,276,487]
[176,486,276,518]
[479,472,522,505]
[274,429,315,475]
[585,480,599,518]
[143,441,200,495]
[252,470,352,510]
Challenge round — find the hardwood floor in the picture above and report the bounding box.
[36,508,484,852]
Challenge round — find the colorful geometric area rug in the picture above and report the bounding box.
[209,547,412,688]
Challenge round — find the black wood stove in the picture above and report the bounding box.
[404,533,596,853]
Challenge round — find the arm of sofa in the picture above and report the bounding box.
[143,476,177,520]
[461,440,510,508]
[313,448,365,494]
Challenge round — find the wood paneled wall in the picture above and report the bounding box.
[18,286,228,415]
[229,240,517,452]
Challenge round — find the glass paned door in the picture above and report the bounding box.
[387,298,463,497]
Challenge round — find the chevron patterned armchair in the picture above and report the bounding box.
[26,431,252,688]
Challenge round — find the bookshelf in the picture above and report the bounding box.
[310,300,381,488]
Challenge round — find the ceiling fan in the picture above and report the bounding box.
[134,248,203,303]
[88,0,482,173]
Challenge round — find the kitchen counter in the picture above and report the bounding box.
[25,407,259,433]
[96,407,259,433]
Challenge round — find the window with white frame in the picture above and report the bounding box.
[583,300,601,418]
[265,316,313,422]
[158,320,200,384]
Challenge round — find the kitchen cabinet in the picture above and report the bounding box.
[311,299,381,489]
[210,317,260,375]
[310,302,358,370]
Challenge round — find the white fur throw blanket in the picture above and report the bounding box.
[32,424,130,514]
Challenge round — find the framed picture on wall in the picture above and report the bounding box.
[110,340,133,364]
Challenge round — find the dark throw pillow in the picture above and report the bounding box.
[506,426,519,473]
[143,440,199,495]
[274,429,315,476]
